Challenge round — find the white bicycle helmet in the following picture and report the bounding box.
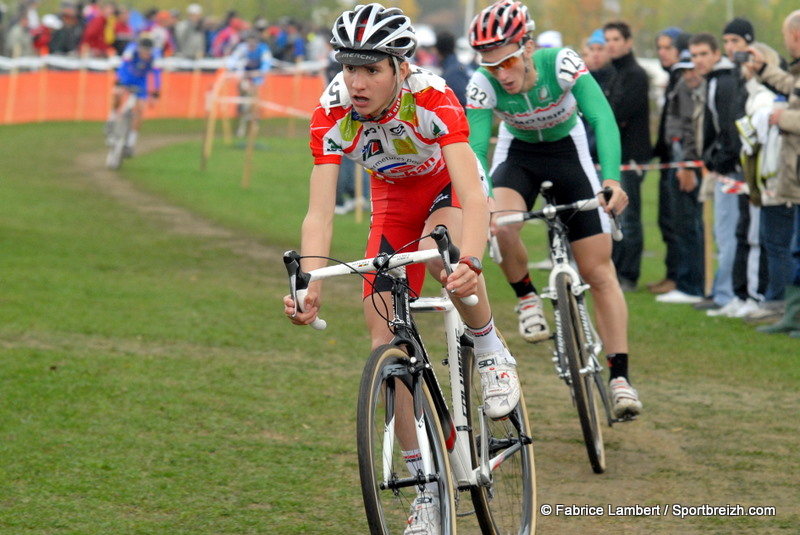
[331,3,417,65]
[469,0,536,52]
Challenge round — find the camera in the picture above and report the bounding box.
[733,51,752,64]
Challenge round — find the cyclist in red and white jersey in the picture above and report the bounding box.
[283,5,521,531]
[467,0,641,418]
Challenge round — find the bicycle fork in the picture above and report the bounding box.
[543,267,603,384]
[378,362,441,492]
[545,268,630,426]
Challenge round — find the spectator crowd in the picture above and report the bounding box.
[572,12,800,339]
[0,0,329,64]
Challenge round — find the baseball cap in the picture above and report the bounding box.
[673,48,694,70]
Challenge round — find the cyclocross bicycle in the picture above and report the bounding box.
[105,86,139,170]
[284,225,536,535]
[234,72,262,139]
[495,182,633,474]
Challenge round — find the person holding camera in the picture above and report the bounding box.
[748,10,800,337]
[702,18,769,319]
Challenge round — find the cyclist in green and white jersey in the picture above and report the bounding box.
[466,0,642,418]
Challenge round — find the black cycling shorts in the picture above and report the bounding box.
[491,130,609,241]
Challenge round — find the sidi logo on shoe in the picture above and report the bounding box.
[477,358,496,369]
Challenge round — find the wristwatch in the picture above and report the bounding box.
[459,256,483,276]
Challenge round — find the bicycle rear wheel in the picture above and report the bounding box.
[357,345,456,535]
[555,272,606,473]
[465,343,537,534]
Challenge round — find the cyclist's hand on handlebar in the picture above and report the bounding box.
[283,291,320,326]
[601,180,628,215]
[441,263,479,299]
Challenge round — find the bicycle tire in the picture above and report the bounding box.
[466,342,537,534]
[106,110,131,170]
[357,345,456,535]
[555,271,606,473]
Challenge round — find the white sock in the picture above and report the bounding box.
[465,316,505,356]
[402,449,438,493]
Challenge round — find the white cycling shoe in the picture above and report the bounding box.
[609,377,642,418]
[404,490,440,535]
[515,293,550,343]
[477,350,520,419]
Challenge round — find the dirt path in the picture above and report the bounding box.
[71,137,798,534]
[73,135,277,262]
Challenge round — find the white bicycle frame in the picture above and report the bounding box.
[106,89,139,169]
[293,249,500,491]
[538,231,604,369]
[410,291,491,489]
[115,87,140,132]
[495,193,616,405]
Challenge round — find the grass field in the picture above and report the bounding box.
[1,119,798,534]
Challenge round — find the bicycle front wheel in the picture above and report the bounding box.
[555,272,606,473]
[106,111,131,170]
[466,344,537,535]
[357,345,456,535]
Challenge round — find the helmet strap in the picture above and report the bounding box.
[521,41,535,89]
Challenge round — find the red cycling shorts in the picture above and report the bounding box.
[363,170,461,299]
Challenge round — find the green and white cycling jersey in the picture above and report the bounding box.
[466,47,621,184]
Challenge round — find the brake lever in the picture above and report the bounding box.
[600,187,623,242]
[430,225,478,306]
[282,250,327,330]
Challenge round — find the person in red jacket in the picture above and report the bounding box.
[79,2,115,57]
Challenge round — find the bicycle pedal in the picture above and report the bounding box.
[614,414,638,424]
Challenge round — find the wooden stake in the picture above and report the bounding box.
[4,45,20,124]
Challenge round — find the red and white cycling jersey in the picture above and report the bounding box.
[310,66,479,183]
